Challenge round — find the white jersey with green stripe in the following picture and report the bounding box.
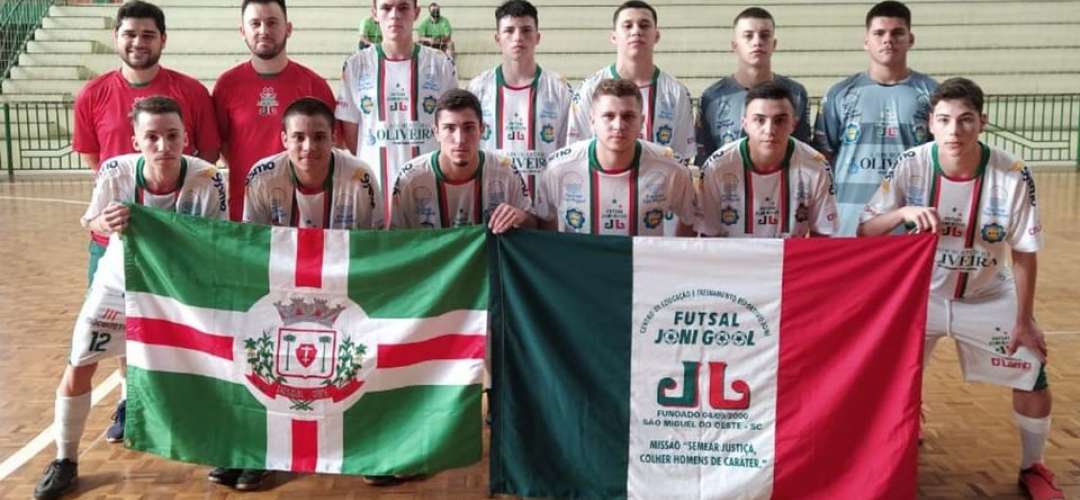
[242,149,384,229]
[813,71,937,235]
[468,65,573,201]
[335,44,457,213]
[533,139,696,236]
[566,65,695,165]
[390,149,531,229]
[82,153,227,226]
[696,138,837,238]
[861,142,1043,299]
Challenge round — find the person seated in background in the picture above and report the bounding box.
[416,2,455,60]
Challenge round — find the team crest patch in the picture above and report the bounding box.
[720,206,739,226]
[655,125,673,145]
[842,122,861,144]
[360,96,375,115]
[643,208,664,229]
[258,86,279,116]
[422,95,437,114]
[482,124,492,141]
[795,203,809,223]
[540,124,555,144]
[565,208,585,229]
[981,222,1006,243]
[244,298,370,412]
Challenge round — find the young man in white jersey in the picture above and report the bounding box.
[34,97,227,500]
[243,98,383,230]
[566,0,695,165]
[217,98,382,490]
[695,82,836,238]
[336,0,457,224]
[859,78,1063,500]
[467,0,573,201]
[391,89,533,232]
[695,7,811,165]
[813,1,936,235]
[533,78,695,236]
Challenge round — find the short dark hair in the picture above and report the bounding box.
[115,1,166,35]
[613,1,657,27]
[281,97,335,131]
[130,95,182,124]
[592,79,643,110]
[495,0,538,29]
[930,77,984,114]
[865,1,911,28]
[241,0,287,18]
[745,81,794,109]
[733,7,774,27]
[434,89,483,125]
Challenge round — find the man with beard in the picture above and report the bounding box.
[213,0,336,220]
[67,0,219,450]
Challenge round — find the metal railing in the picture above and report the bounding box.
[982,94,1080,165]
[2,94,1078,180]
[2,100,79,179]
[0,0,54,82]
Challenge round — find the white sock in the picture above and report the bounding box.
[54,393,92,461]
[1013,411,1051,469]
[120,378,127,400]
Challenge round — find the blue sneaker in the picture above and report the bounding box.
[105,400,125,443]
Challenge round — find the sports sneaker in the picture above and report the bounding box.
[1019,463,1065,500]
[33,459,78,499]
[105,400,125,443]
[235,469,271,491]
[207,467,242,486]
[361,475,400,486]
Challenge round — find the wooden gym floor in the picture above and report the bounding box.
[0,171,1077,499]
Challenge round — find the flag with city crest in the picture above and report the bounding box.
[122,204,486,475]
[488,231,937,499]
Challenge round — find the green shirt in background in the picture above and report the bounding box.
[360,17,382,44]
[417,16,452,39]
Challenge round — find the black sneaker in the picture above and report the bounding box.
[105,400,125,443]
[361,475,400,486]
[235,469,271,491]
[33,459,78,499]
[207,467,242,486]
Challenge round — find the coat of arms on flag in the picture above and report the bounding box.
[121,205,487,476]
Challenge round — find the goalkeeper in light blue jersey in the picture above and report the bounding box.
[812,1,937,235]
[695,7,810,167]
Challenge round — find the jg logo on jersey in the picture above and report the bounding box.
[242,297,374,414]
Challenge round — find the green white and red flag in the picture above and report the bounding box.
[122,204,487,475]
[489,231,937,499]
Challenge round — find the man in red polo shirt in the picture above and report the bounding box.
[213,0,336,220]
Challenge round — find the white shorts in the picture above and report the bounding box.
[69,236,126,366]
[924,290,1042,391]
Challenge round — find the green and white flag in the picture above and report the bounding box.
[122,204,486,475]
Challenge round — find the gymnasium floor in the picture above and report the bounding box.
[0,171,1077,498]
